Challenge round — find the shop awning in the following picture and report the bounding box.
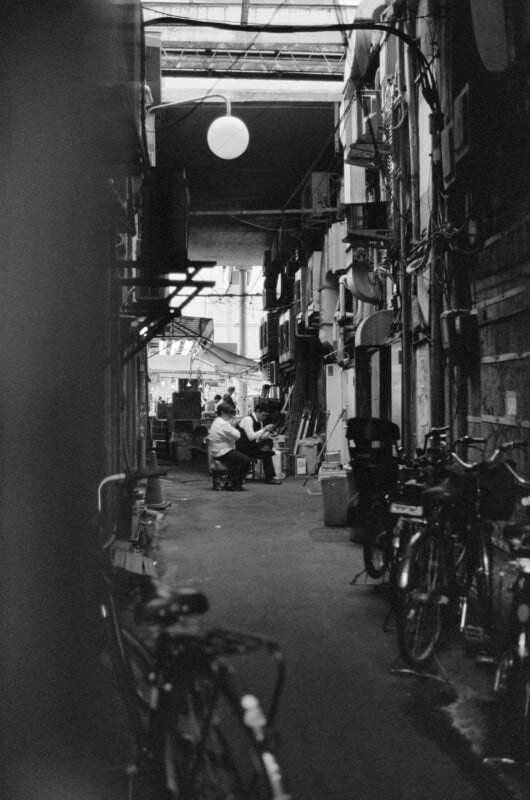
[193,341,261,377]
[355,309,394,347]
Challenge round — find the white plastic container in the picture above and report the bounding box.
[320,470,351,526]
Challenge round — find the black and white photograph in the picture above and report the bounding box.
[1,1,529,798]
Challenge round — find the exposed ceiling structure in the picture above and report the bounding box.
[143,1,358,80]
[143,1,359,267]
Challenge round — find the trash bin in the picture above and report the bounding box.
[320,469,353,526]
[299,438,320,476]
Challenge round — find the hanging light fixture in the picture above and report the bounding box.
[148,94,249,160]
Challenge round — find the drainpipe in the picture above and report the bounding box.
[137,349,148,469]
[405,20,420,243]
[430,0,447,428]
[397,26,413,457]
[239,267,247,357]
[430,127,444,428]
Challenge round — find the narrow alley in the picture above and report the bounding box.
[3,4,530,799]
[122,465,529,800]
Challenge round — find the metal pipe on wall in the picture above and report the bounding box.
[397,23,414,456]
[430,0,448,428]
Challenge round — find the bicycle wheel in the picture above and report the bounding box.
[162,671,274,799]
[471,525,493,631]
[120,627,154,721]
[363,509,391,580]
[507,658,530,763]
[397,530,442,669]
[458,523,493,649]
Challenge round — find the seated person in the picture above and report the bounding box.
[236,403,281,484]
[207,403,251,491]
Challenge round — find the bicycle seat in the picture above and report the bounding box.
[138,586,209,624]
[503,523,530,555]
[421,482,462,508]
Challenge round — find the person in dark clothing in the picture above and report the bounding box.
[222,386,237,411]
[237,403,281,484]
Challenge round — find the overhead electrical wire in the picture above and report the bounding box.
[145,0,293,134]
[142,13,440,114]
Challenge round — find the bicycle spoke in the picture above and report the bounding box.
[397,532,442,669]
[163,674,274,799]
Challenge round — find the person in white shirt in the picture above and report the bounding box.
[237,403,281,484]
[208,403,250,491]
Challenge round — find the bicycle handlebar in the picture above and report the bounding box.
[453,436,487,449]
[503,461,530,490]
[497,439,528,452]
[451,437,528,471]
[426,425,450,437]
[97,468,169,512]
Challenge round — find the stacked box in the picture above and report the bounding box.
[171,419,193,461]
[172,391,201,419]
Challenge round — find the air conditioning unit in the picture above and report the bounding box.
[343,164,367,205]
[327,221,349,274]
[293,267,309,315]
[453,83,470,162]
[259,311,279,360]
[307,251,322,310]
[440,308,479,365]
[262,251,280,310]
[343,202,392,246]
[295,310,317,338]
[263,360,280,385]
[440,122,456,188]
[278,308,295,365]
[301,172,332,216]
[342,90,389,168]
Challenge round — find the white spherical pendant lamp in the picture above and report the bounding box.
[207,114,249,160]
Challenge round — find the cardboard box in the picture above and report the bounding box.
[296,456,307,475]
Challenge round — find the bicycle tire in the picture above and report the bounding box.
[162,671,276,799]
[471,526,493,633]
[397,529,442,669]
[457,522,494,653]
[362,509,391,580]
[120,627,154,721]
[507,658,530,763]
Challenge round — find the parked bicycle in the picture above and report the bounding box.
[396,437,522,669]
[359,426,451,588]
[490,450,530,763]
[98,470,291,799]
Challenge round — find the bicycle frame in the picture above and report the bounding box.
[96,471,290,799]
[100,578,153,760]
[491,457,530,763]
[153,629,287,796]
[390,428,450,587]
[96,471,166,764]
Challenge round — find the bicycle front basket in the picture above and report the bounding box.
[479,461,517,520]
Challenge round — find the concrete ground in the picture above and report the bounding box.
[99,461,530,799]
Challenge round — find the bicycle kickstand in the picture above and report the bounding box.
[351,568,370,585]
[382,601,396,633]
